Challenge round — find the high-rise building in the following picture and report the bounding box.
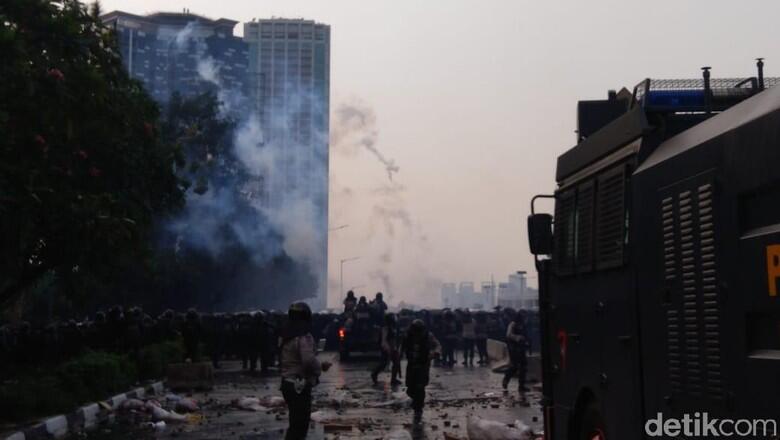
[441,283,457,308]
[101,11,249,104]
[497,271,539,310]
[243,19,331,309]
[102,11,331,310]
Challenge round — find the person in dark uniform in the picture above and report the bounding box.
[182,308,201,362]
[237,313,254,370]
[474,312,489,365]
[460,311,476,366]
[252,311,269,373]
[503,309,530,397]
[441,310,458,366]
[371,312,401,386]
[343,290,357,314]
[401,319,441,423]
[280,302,332,440]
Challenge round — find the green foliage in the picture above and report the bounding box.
[0,341,184,423]
[0,0,185,306]
[0,351,134,422]
[162,91,237,196]
[137,340,185,380]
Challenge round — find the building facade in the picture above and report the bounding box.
[243,19,331,310]
[440,281,494,310]
[103,11,331,310]
[496,271,539,310]
[102,11,249,104]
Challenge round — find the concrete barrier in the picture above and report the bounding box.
[109,393,127,410]
[148,381,165,395]
[80,403,100,429]
[44,415,68,438]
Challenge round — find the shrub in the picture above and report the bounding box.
[137,340,184,380]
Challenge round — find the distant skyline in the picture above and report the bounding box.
[93,0,780,307]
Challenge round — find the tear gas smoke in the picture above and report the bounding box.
[333,102,400,181]
[330,101,439,306]
[161,21,327,310]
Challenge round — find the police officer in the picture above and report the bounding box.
[280,302,332,440]
[441,310,458,366]
[503,309,530,396]
[343,290,357,314]
[371,312,401,386]
[182,309,201,362]
[401,319,441,423]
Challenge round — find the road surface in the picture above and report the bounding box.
[77,354,543,439]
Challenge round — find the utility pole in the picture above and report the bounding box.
[339,257,360,304]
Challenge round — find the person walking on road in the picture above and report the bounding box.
[371,312,401,386]
[401,319,441,423]
[502,310,530,399]
[460,311,476,366]
[280,302,332,440]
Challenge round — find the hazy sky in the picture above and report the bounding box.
[96,0,780,307]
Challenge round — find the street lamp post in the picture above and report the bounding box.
[339,257,360,304]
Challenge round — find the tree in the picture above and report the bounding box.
[0,0,185,307]
[96,91,318,313]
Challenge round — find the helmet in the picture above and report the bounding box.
[409,319,426,336]
[185,308,199,321]
[288,302,312,322]
[375,292,383,300]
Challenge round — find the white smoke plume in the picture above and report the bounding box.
[333,102,399,181]
[330,100,440,306]
[168,22,327,302]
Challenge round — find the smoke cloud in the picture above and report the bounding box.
[329,100,440,307]
[160,21,326,310]
[333,102,400,181]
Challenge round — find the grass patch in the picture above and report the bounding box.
[0,341,183,424]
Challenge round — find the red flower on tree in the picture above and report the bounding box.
[47,68,65,81]
[144,121,154,138]
[34,134,49,153]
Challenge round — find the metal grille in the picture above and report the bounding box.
[663,181,723,400]
[554,189,576,275]
[662,196,681,392]
[596,165,626,269]
[634,77,780,102]
[679,190,702,395]
[698,183,722,398]
[576,182,595,272]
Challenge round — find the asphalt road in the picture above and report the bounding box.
[77,354,543,439]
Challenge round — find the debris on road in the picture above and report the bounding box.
[175,397,200,413]
[118,398,145,411]
[232,397,268,412]
[385,428,413,439]
[367,391,411,408]
[310,409,340,423]
[148,403,188,423]
[466,415,534,440]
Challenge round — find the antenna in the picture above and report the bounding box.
[701,66,712,114]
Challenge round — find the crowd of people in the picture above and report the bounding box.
[0,307,323,372]
[1,299,538,440]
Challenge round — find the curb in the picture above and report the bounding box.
[2,381,165,440]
